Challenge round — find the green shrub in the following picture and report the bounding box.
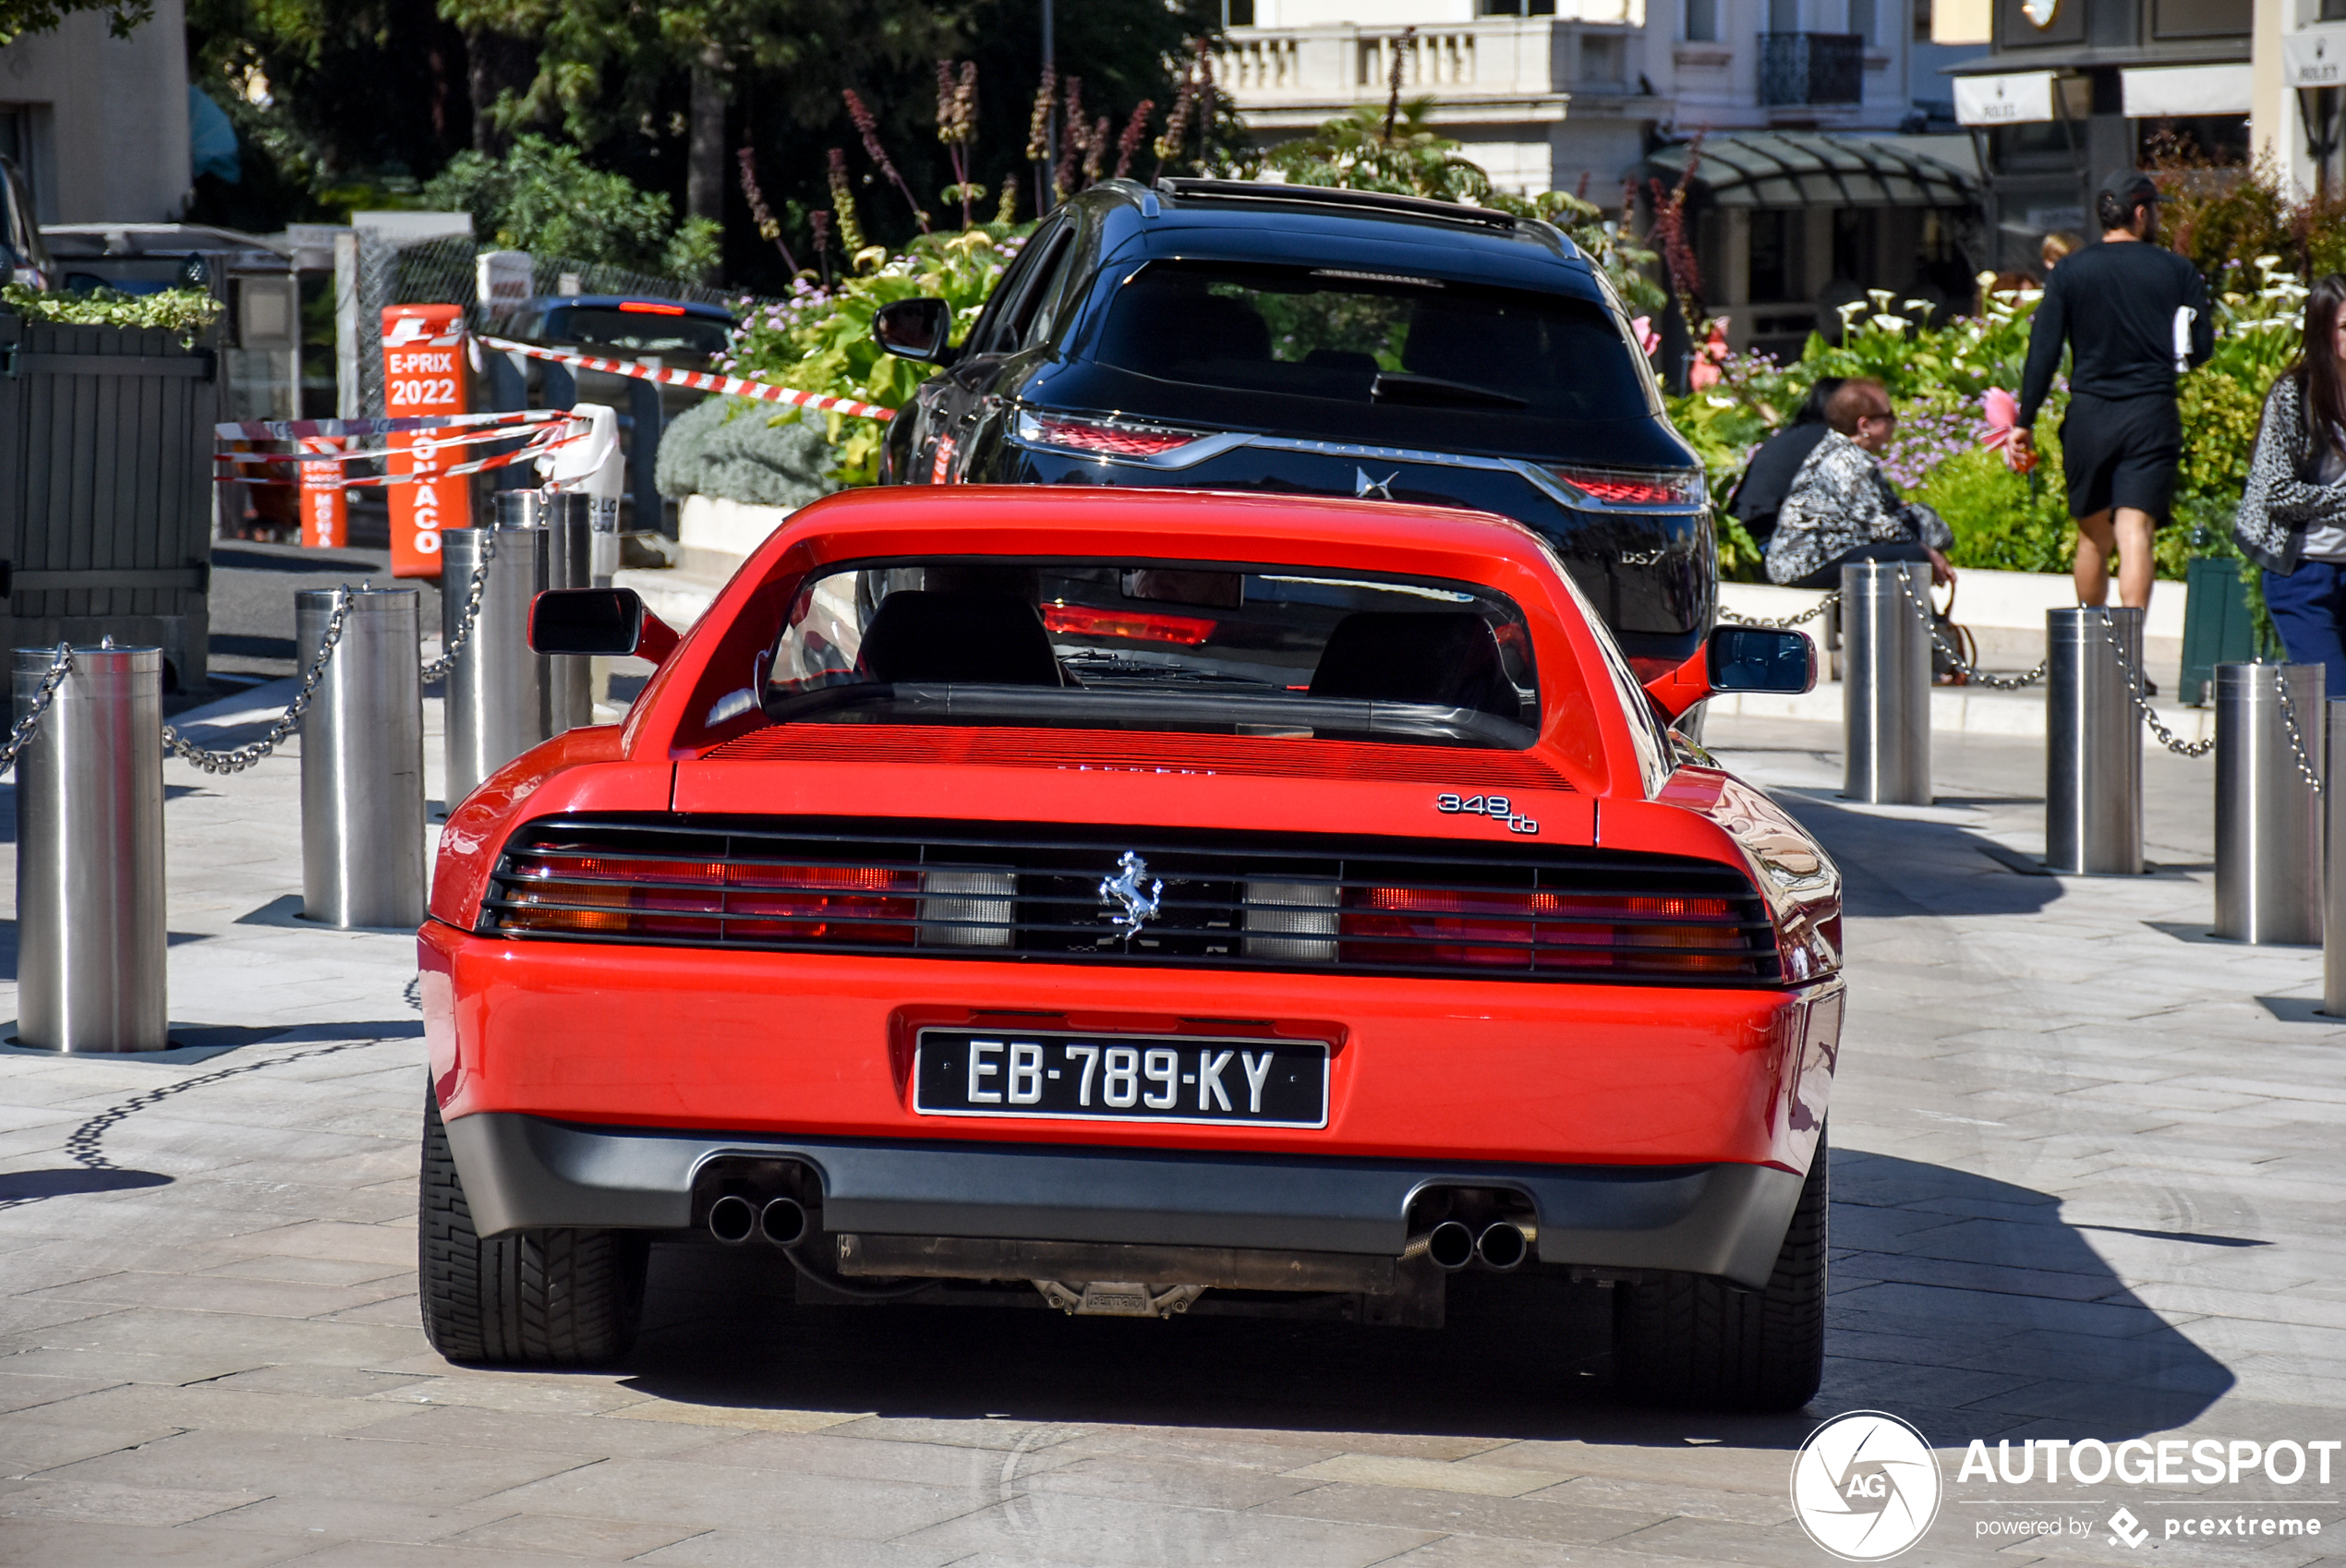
[654,395,839,511]
[3,283,221,344]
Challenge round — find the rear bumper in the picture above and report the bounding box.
[442,1111,1806,1287]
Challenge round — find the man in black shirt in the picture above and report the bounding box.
[2012,170,2212,615]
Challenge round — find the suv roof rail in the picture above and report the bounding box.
[1152,178,1518,232]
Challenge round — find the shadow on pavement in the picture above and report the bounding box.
[0,1167,173,1202]
[1768,790,2067,921]
[612,1150,2227,1451]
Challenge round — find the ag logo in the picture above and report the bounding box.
[1790,1411,1943,1561]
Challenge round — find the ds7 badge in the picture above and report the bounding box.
[1436,792,1538,835]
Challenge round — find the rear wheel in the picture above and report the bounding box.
[418,1085,646,1366]
[1613,1133,1827,1410]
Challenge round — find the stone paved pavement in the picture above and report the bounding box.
[0,709,2342,1565]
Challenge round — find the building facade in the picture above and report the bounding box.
[1219,0,1986,358]
[0,0,191,225]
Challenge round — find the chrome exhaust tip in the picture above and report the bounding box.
[1476,1221,1529,1272]
[1425,1220,1475,1272]
[707,1194,756,1245]
[759,1196,807,1248]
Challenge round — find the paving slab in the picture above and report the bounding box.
[0,707,2341,1562]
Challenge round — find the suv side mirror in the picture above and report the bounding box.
[1708,625,1816,695]
[872,296,958,365]
[530,587,645,656]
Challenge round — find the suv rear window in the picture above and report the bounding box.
[1092,261,1646,419]
[532,308,732,356]
[765,559,1538,749]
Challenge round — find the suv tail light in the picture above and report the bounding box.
[1018,410,1210,459]
[1546,465,1708,507]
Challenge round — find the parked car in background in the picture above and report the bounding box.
[419,484,1839,1410]
[490,295,739,533]
[872,178,1713,678]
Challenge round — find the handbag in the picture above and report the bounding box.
[1929,579,1976,686]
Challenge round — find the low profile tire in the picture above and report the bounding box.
[418,1085,647,1367]
[1613,1131,1828,1411]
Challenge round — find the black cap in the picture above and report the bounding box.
[2099,169,2168,206]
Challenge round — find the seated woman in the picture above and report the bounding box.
[1763,378,1954,590]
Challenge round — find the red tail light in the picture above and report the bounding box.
[501,856,917,943]
[617,300,688,315]
[1020,412,1207,458]
[1338,887,1754,975]
[1547,466,1708,507]
[1043,603,1216,646]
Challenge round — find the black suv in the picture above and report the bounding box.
[873,178,1712,674]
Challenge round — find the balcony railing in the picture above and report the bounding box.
[1758,32,1863,106]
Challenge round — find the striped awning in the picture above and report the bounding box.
[1635,132,1977,209]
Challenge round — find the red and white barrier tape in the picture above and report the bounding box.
[476,334,897,422]
[217,411,589,489]
[216,409,577,442]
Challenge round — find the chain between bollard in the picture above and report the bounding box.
[162,588,355,774]
[1886,573,2050,691]
[420,537,496,686]
[1718,589,1842,631]
[2267,657,2326,794]
[0,643,75,773]
[2083,606,2218,760]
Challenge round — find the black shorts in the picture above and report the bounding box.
[2059,392,2181,523]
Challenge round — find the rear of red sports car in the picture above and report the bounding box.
[417,486,1843,1409]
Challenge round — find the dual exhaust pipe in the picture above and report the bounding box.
[707,1193,808,1248]
[1422,1218,1530,1272]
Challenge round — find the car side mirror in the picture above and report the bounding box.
[1708,624,1816,695]
[872,296,957,365]
[1642,624,1817,723]
[530,588,645,656]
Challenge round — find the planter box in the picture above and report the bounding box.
[0,313,217,690]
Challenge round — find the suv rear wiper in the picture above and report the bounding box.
[761,682,1534,749]
[1371,372,1529,410]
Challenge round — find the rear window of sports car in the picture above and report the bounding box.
[762,559,1539,749]
[1088,260,1648,418]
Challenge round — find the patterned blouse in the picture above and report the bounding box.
[2232,374,2346,574]
[1762,429,1953,586]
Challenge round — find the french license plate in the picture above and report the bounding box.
[914,1029,1328,1128]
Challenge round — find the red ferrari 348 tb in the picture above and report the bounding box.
[417,486,1843,1410]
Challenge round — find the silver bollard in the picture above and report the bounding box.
[1841,561,1931,804]
[299,588,427,929]
[441,524,550,808]
[2325,699,2346,1012]
[13,645,167,1052]
[2213,663,2324,944]
[2047,607,2146,875]
[495,491,594,733]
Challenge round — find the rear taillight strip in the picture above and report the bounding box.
[483,819,1794,986]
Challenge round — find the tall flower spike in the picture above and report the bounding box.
[1056,78,1085,198]
[825,148,867,256]
[1155,69,1195,171]
[1082,115,1109,185]
[1026,67,1057,166]
[734,146,801,275]
[1114,100,1155,180]
[843,87,930,234]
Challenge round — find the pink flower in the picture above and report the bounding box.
[1979,387,2034,472]
[1630,316,1661,356]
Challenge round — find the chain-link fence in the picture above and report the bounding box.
[353,234,740,418]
